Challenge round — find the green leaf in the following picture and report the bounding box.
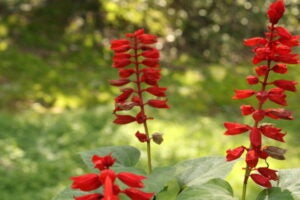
[79,146,140,169]
[174,156,235,188]
[276,168,300,200]
[156,179,180,200]
[176,179,238,200]
[256,187,294,200]
[143,166,177,194]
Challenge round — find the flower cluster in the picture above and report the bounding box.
[70,154,154,200]
[110,29,169,142]
[224,0,299,188]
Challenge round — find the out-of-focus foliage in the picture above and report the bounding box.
[0,0,299,110]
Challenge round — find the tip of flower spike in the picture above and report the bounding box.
[267,0,285,24]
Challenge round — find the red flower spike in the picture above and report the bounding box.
[224,122,250,135]
[226,146,245,161]
[246,75,259,85]
[145,87,167,97]
[113,115,136,124]
[246,150,259,168]
[267,0,285,24]
[232,89,255,99]
[250,174,272,188]
[240,105,255,115]
[92,154,116,170]
[147,99,169,109]
[272,64,288,74]
[273,80,297,92]
[250,128,262,148]
[74,193,103,200]
[70,174,102,192]
[135,131,148,143]
[117,172,146,188]
[123,188,154,200]
[255,65,269,76]
[257,167,279,181]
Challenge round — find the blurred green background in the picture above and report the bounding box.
[0,0,299,199]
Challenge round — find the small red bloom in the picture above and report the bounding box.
[137,34,157,44]
[261,124,286,142]
[268,88,287,106]
[256,91,268,103]
[145,87,167,97]
[141,49,160,59]
[240,105,255,116]
[250,174,272,188]
[136,112,147,124]
[135,131,148,142]
[115,88,134,103]
[246,75,259,85]
[113,115,136,124]
[92,154,116,170]
[147,99,169,109]
[273,79,297,92]
[257,167,278,181]
[113,59,132,68]
[244,37,268,46]
[74,193,103,200]
[232,89,256,99]
[123,188,154,200]
[252,110,265,122]
[226,146,245,161]
[70,174,102,191]
[118,172,146,188]
[224,122,250,135]
[246,150,259,168]
[255,65,269,76]
[272,63,288,74]
[110,79,131,86]
[142,59,159,68]
[118,69,135,78]
[265,108,293,120]
[267,0,285,24]
[141,68,161,86]
[110,39,130,49]
[276,26,292,39]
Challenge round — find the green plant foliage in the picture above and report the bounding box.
[256,187,294,200]
[174,156,236,188]
[176,178,237,200]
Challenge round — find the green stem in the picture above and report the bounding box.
[242,165,251,200]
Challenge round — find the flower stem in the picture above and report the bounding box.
[144,122,153,173]
[242,165,251,200]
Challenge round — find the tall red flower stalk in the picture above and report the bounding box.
[70,154,154,200]
[224,1,299,199]
[110,29,169,173]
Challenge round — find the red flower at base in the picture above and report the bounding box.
[250,174,272,188]
[74,193,103,200]
[123,188,154,200]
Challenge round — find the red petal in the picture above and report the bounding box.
[141,49,160,59]
[109,79,130,86]
[138,34,157,44]
[244,37,268,46]
[113,59,132,68]
[250,128,262,148]
[246,150,258,168]
[232,89,255,99]
[92,154,116,170]
[142,58,159,67]
[118,69,135,78]
[273,79,297,92]
[255,65,269,76]
[272,64,288,74]
[265,108,293,120]
[257,167,278,181]
[123,188,154,200]
[70,174,102,191]
[240,105,255,115]
[145,87,167,97]
[115,88,134,103]
[135,131,148,143]
[276,26,292,39]
[74,193,103,200]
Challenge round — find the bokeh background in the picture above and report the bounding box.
[0,0,299,199]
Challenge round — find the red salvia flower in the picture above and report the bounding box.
[110,29,169,152]
[224,0,299,189]
[70,154,154,200]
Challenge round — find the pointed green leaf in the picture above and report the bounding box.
[79,146,140,169]
[256,187,294,200]
[156,179,180,200]
[174,156,235,188]
[143,166,177,194]
[176,179,238,200]
[52,187,85,200]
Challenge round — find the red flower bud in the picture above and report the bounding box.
[244,37,268,46]
[257,167,278,181]
[92,154,116,170]
[276,26,292,39]
[240,105,255,115]
[246,150,258,168]
[118,69,135,78]
[250,128,262,148]
[252,110,265,122]
[70,174,102,191]
[224,122,250,135]
[145,86,167,97]
[255,65,269,76]
[135,131,148,142]
[246,75,259,85]
[110,79,131,86]
[117,172,146,188]
[267,0,285,24]
[147,99,169,108]
[113,115,136,124]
